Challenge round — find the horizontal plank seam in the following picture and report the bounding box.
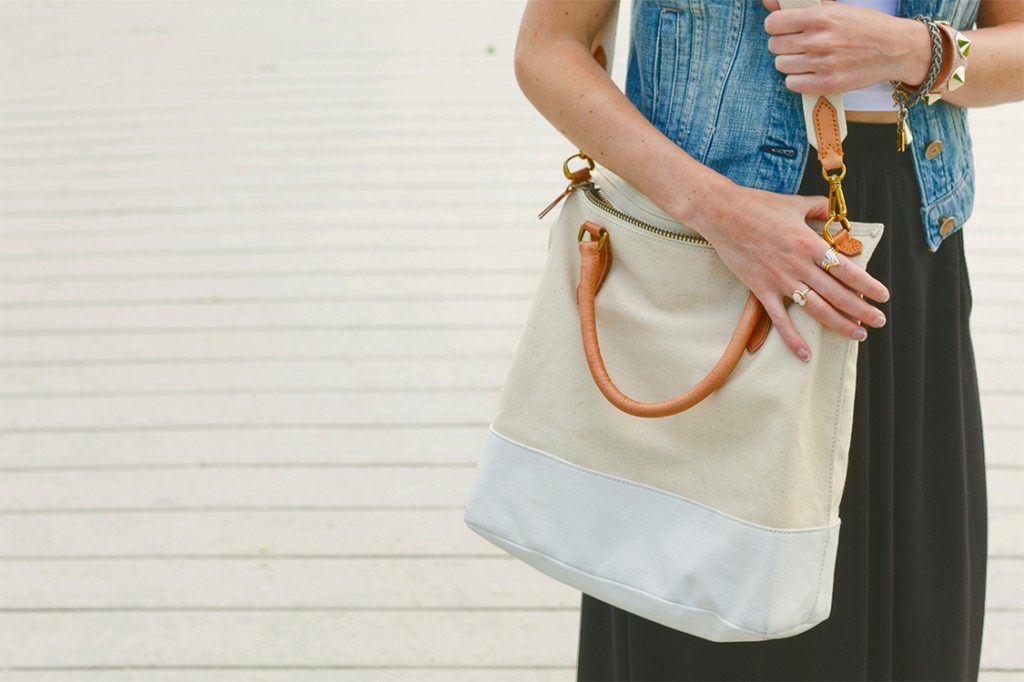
[0,325,522,336]
[0,296,532,309]
[0,422,490,433]
[0,506,472,515]
[0,665,578,672]
[0,355,515,367]
[0,387,503,398]
[0,463,480,472]
[0,554,512,561]
[0,606,578,613]
[0,269,543,282]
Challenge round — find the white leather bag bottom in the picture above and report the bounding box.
[466,429,840,642]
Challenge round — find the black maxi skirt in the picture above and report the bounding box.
[576,122,988,682]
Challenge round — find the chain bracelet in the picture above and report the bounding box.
[891,15,944,108]
[890,15,943,151]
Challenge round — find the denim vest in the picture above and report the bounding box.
[625,0,980,251]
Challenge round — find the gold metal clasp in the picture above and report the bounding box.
[820,162,846,183]
[821,162,849,243]
[578,224,609,250]
[822,164,847,217]
[827,178,847,222]
[540,152,597,219]
[821,215,852,247]
[563,151,595,180]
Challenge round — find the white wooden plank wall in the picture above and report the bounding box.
[0,2,1020,680]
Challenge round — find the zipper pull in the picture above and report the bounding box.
[538,152,596,219]
[539,183,575,219]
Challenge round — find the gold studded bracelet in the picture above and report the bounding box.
[928,20,970,101]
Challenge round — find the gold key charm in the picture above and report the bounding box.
[893,89,914,152]
[896,116,913,153]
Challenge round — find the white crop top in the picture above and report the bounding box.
[835,0,899,111]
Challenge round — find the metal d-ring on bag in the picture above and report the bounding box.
[464,0,884,642]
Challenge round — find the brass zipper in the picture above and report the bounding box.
[578,181,711,247]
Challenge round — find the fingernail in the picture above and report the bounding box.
[874,312,886,327]
[879,290,890,303]
[853,328,867,341]
[797,347,810,362]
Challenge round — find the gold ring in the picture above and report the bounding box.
[820,247,841,273]
[792,287,811,307]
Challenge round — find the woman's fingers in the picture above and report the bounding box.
[763,0,839,19]
[801,194,831,222]
[785,210,889,341]
[762,297,811,361]
[807,270,887,329]
[798,197,889,306]
[794,238,889,338]
[767,34,801,56]
[774,54,806,75]
[704,187,889,355]
[800,288,869,341]
[823,250,890,302]
[762,276,879,363]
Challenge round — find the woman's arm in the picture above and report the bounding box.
[764,0,1024,106]
[515,0,890,362]
[514,1,721,244]
[945,1,1024,107]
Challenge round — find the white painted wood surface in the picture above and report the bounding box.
[0,1,1020,679]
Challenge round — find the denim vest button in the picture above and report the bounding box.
[925,140,943,160]
[939,216,956,236]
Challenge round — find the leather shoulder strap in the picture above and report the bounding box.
[776,0,848,171]
[592,2,619,74]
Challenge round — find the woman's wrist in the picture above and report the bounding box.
[892,16,937,88]
[892,17,937,87]
[659,167,739,241]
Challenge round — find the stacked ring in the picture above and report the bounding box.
[821,247,841,273]
[792,287,811,307]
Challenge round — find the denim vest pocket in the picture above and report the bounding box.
[648,5,691,140]
[920,168,974,251]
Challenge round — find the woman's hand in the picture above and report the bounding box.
[684,178,890,362]
[764,0,1024,105]
[762,0,933,93]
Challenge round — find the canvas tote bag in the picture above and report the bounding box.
[465,0,884,643]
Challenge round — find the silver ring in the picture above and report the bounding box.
[792,287,811,307]
[820,247,841,273]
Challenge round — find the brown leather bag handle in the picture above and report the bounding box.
[576,221,768,418]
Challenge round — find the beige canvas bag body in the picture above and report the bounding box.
[465,0,885,642]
